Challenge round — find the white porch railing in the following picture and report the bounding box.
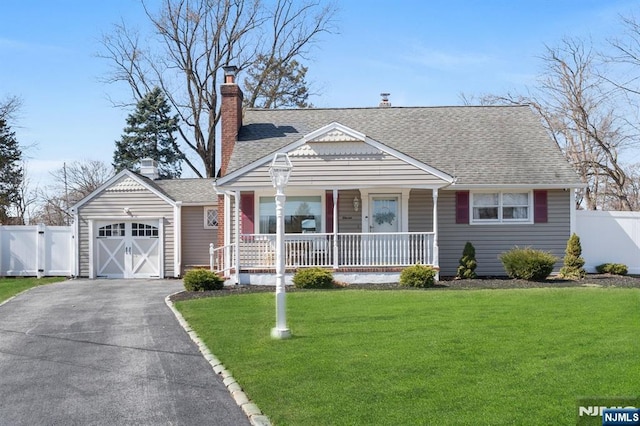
[210,232,435,274]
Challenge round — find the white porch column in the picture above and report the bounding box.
[234,190,241,284]
[432,188,440,280]
[333,189,339,269]
[223,192,231,280]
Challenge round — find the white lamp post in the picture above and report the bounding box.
[269,153,293,339]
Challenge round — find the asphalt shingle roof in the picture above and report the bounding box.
[228,105,581,186]
[148,178,217,204]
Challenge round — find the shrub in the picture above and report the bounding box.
[499,247,558,281]
[456,241,478,279]
[400,264,437,288]
[292,267,334,289]
[595,263,628,276]
[183,269,224,291]
[558,233,586,279]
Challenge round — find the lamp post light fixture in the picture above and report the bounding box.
[269,153,293,339]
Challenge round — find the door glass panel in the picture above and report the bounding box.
[131,223,159,237]
[98,223,126,237]
[371,197,399,232]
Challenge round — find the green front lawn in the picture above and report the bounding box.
[176,288,640,425]
[0,277,66,303]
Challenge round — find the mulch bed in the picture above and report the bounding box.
[169,274,640,302]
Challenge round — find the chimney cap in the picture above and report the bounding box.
[379,92,391,107]
[223,65,238,84]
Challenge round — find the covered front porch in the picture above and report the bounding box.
[213,121,454,284]
[211,187,443,285]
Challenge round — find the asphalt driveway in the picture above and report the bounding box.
[0,279,250,426]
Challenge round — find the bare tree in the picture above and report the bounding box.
[99,0,337,178]
[464,38,635,210]
[0,95,23,123]
[34,160,113,225]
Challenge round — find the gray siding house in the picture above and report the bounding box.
[213,67,583,284]
[71,162,217,279]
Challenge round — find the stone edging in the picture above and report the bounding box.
[164,293,271,426]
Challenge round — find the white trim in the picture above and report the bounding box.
[204,206,219,229]
[569,189,576,235]
[360,188,410,232]
[73,210,80,277]
[469,190,533,225]
[302,122,366,143]
[71,170,176,210]
[88,219,95,279]
[174,202,182,278]
[450,183,586,190]
[158,219,165,278]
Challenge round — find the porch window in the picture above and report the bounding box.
[471,191,531,223]
[259,196,322,234]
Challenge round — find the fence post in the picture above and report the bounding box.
[37,224,45,278]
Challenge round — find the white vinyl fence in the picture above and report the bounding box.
[0,225,74,277]
[576,210,640,274]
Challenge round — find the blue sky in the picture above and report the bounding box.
[1,0,637,186]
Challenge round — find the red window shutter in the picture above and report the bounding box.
[534,190,548,223]
[456,191,470,224]
[240,192,255,234]
[325,191,334,233]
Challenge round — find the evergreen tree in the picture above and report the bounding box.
[113,87,182,178]
[244,55,312,109]
[0,119,23,223]
[559,233,586,279]
[456,241,478,279]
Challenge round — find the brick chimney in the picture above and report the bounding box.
[220,65,243,177]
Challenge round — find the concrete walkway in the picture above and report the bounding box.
[0,279,250,425]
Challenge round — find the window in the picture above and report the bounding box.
[205,207,218,229]
[471,191,531,223]
[98,223,125,237]
[132,222,158,237]
[259,196,322,234]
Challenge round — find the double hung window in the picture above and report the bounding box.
[471,192,531,223]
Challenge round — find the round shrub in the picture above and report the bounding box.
[400,264,437,288]
[292,267,334,289]
[595,263,628,276]
[183,269,224,291]
[499,247,557,281]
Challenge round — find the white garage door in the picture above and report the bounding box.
[95,221,161,278]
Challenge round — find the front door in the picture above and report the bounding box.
[95,221,160,278]
[370,196,399,232]
[367,195,400,264]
